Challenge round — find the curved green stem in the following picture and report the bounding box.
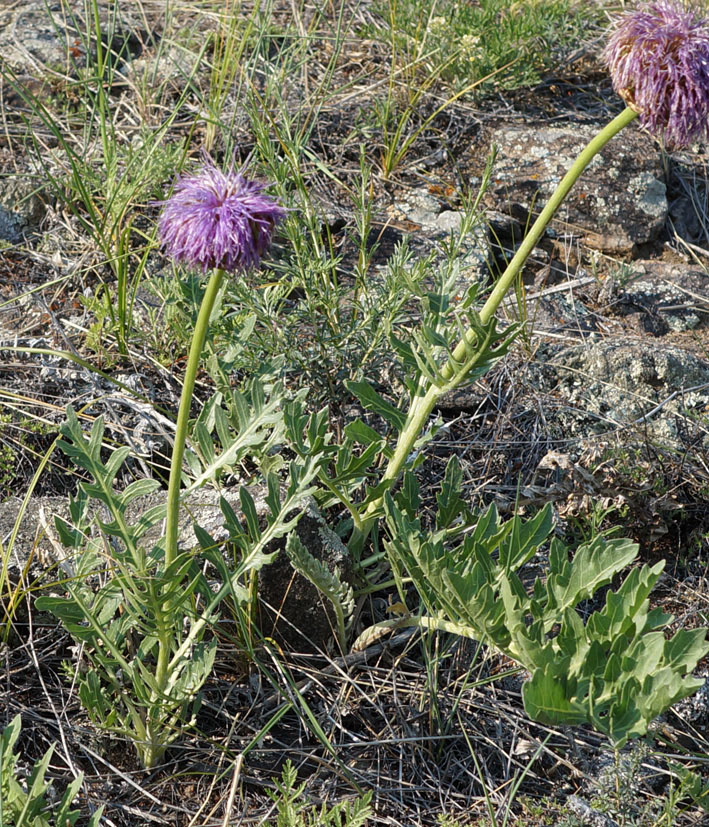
[351,614,526,662]
[352,107,638,545]
[476,107,637,328]
[165,268,225,568]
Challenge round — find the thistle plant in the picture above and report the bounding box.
[157,154,288,567]
[326,0,709,744]
[36,158,298,768]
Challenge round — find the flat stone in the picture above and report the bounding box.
[0,488,244,577]
[485,123,667,254]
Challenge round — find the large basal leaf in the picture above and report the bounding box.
[522,668,590,727]
[383,480,709,748]
[543,535,638,628]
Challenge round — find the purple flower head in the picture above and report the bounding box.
[158,155,287,273]
[604,1,709,148]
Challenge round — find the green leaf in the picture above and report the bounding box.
[587,562,664,641]
[194,421,216,466]
[664,628,709,673]
[344,418,387,448]
[605,693,645,747]
[498,504,553,572]
[331,439,384,484]
[435,455,467,529]
[265,472,282,515]
[0,714,95,827]
[168,639,218,699]
[381,483,709,749]
[668,764,709,813]
[180,383,287,496]
[544,535,638,627]
[240,486,261,540]
[396,471,420,518]
[345,380,407,432]
[120,477,161,506]
[522,668,589,726]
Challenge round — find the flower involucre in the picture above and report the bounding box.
[604,0,709,148]
[159,157,287,273]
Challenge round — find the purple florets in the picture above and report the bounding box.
[604,0,709,148]
[158,156,287,273]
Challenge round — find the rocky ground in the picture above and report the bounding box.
[2,1,709,825]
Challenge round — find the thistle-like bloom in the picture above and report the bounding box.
[604,1,709,148]
[158,156,287,273]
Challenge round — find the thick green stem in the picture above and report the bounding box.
[164,268,225,568]
[353,107,638,545]
[476,107,638,328]
[153,268,225,746]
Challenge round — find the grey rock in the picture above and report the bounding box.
[606,261,709,334]
[0,173,47,242]
[0,1,142,78]
[566,796,618,827]
[386,189,490,292]
[121,45,196,92]
[433,209,464,233]
[672,673,709,725]
[394,190,444,227]
[543,338,709,446]
[525,283,600,336]
[0,209,21,244]
[485,123,667,254]
[0,488,245,577]
[389,190,478,240]
[0,2,75,75]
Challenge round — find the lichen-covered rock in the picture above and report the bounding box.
[0,3,77,75]
[0,1,143,78]
[604,260,708,334]
[120,45,196,93]
[542,338,709,446]
[485,123,667,254]
[0,168,47,242]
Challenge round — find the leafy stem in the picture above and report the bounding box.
[351,106,638,547]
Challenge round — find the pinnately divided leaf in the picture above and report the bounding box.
[380,481,709,748]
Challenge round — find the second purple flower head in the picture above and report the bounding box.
[604,1,709,149]
[158,155,287,274]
